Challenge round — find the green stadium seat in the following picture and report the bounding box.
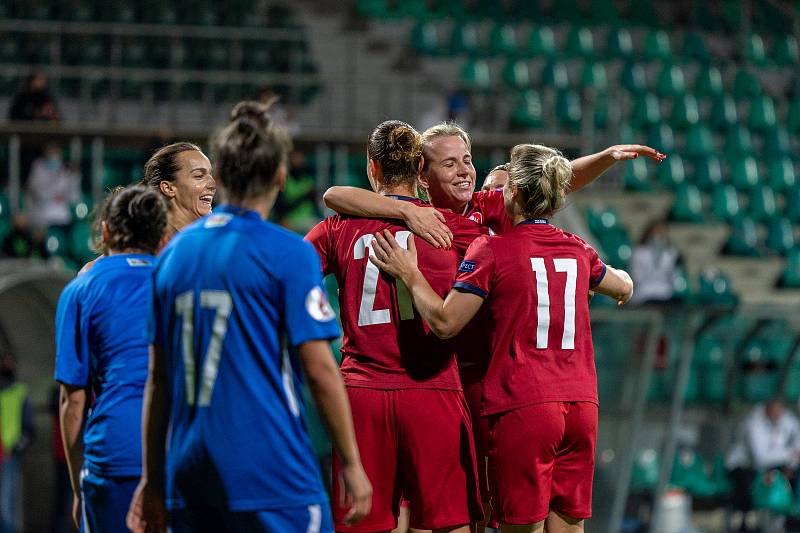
[672,265,693,302]
[620,62,647,95]
[730,156,759,189]
[527,26,557,58]
[694,65,724,99]
[648,124,675,153]
[774,34,799,66]
[693,336,727,403]
[671,94,699,129]
[623,156,652,191]
[606,28,633,59]
[565,26,595,58]
[586,203,622,235]
[740,369,780,403]
[671,183,704,222]
[748,95,777,131]
[697,268,737,305]
[644,30,671,61]
[709,94,739,131]
[711,454,733,495]
[592,92,611,129]
[357,0,390,17]
[489,24,518,56]
[748,185,777,222]
[71,195,93,221]
[671,449,716,497]
[461,58,491,91]
[629,1,659,27]
[656,64,686,97]
[68,221,95,264]
[45,226,69,258]
[510,90,543,130]
[600,228,632,267]
[725,216,760,256]
[411,21,441,55]
[733,70,762,100]
[502,59,531,90]
[683,32,710,62]
[555,89,582,129]
[694,156,724,191]
[450,24,482,56]
[784,188,800,224]
[781,249,800,288]
[745,33,768,66]
[580,62,607,92]
[686,125,715,160]
[765,217,795,255]
[541,61,569,89]
[764,128,792,158]
[789,99,800,135]
[725,126,754,155]
[658,154,686,189]
[630,93,661,129]
[768,157,796,191]
[630,449,660,492]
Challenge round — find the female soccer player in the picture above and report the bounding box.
[128,101,371,533]
[55,185,168,532]
[369,143,634,533]
[306,120,485,533]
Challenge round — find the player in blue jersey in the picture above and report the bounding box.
[55,185,168,532]
[127,101,371,533]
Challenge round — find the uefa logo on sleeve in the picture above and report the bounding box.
[306,286,336,322]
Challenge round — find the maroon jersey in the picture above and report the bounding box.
[306,196,486,389]
[453,220,606,415]
[464,189,514,235]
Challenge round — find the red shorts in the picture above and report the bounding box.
[332,388,483,532]
[488,401,598,525]
[460,364,490,502]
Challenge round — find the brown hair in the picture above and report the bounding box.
[141,142,203,191]
[212,100,292,202]
[367,120,423,189]
[93,185,168,255]
[508,144,572,219]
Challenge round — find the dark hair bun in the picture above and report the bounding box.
[97,185,168,255]
[388,124,423,163]
[229,100,273,126]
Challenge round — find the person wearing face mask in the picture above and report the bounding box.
[628,220,681,306]
[25,143,81,233]
[0,353,35,533]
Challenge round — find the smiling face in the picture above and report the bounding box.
[419,135,476,213]
[163,150,216,221]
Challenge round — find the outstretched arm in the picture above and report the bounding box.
[594,266,634,306]
[370,230,484,339]
[323,186,453,248]
[570,145,666,192]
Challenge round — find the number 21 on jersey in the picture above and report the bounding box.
[354,231,413,326]
[531,257,577,350]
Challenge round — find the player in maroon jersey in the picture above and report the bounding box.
[320,123,662,524]
[305,120,485,533]
[369,143,633,533]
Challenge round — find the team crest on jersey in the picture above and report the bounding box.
[306,286,336,322]
[458,260,476,273]
[468,212,483,225]
[126,258,152,267]
[204,213,233,228]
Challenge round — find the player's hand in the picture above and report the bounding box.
[340,461,372,525]
[403,205,453,249]
[605,144,666,163]
[369,230,419,281]
[71,493,82,530]
[127,480,167,533]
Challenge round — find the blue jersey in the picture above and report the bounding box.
[55,254,155,477]
[149,205,340,512]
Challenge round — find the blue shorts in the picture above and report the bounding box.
[80,469,138,533]
[169,501,334,533]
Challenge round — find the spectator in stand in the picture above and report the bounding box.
[727,398,800,530]
[629,220,681,305]
[26,143,81,233]
[0,353,35,533]
[9,73,59,122]
[1,214,48,260]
